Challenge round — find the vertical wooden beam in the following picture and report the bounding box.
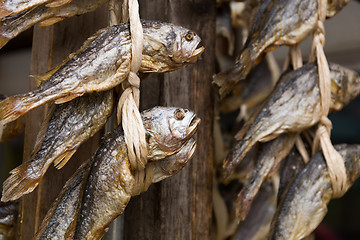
[125,1,216,239]
[18,7,108,239]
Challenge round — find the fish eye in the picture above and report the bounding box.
[174,109,185,120]
[185,31,195,41]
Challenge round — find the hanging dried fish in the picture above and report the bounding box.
[269,144,360,240]
[223,62,360,177]
[0,0,71,18]
[0,20,204,124]
[0,94,24,142]
[232,180,277,240]
[1,90,114,202]
[35,106,200,240]
[214,0,349,97]
[235,133,296,221]
[0,0,109,49]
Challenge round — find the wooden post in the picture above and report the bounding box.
[124,1,216,239]
[18,7,108,239]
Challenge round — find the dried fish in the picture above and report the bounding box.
[0,0,66,18]
[235,133,296,221]
[223,62,360,177]
[35,106,200,240]
[0,199,18,239]
[214,0,319,97]
[276,146,306,204]
[0,20,204,124]
[219,55,278,113]
[1,90,114,202]
[214,0,349,97]
[0,0,108,48]
[269,144,360,240]
[0,95,24,142]
[232,180,276,240]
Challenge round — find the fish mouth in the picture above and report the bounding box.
[188,46,205,63]
[186,115,201,137]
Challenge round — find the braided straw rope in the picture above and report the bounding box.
[309,0,347,198]
[109,0,148,171]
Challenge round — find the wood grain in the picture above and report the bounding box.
[19,6,108,239]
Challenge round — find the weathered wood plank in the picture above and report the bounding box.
[19,6,108,239]
[124,1,216,239]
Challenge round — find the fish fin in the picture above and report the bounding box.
[222,138,256,178]
[39,17,65,27]
[1,162,45,202]
[46,0,73,8]
[54,94,82,104]
[0,36,10,50]
[0,95,31,124]
[213,49,252,99]
[31,104,56,156]
[54,148,78,169]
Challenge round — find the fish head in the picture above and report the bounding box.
[142,106,200,160]
[151,138,196,183]
[329,63,360,111]
[142,21,204,72]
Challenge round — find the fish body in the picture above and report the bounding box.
[236,133,296,221]
[35,106,200,240]
[269,144,360,240]
[0,0,108,48]
[223,62,360,176]
[0,21,204,124]
[1,90,114,202]
[0,199,18,239]
[233,181,276,240]
[214,0,318,97]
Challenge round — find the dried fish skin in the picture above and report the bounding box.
[0,0,108,49]
[0,20,204,124]
[223,62,360,177]
[326,0,350,18]
[1,90,114,202]
[269,144,360,240]
[232,181,276,240]
[213,0,318,97]
[0,199,18,239]
[235,133,296,221]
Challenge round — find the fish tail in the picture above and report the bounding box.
[0,35,10,49]
[1,160,46,202]
[236,188,253,222]
[0,94,36,124]
[213,48,253,98]
[222,138,254,178]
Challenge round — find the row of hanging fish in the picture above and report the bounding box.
[0,1,205,237]
[214,0,359,239]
